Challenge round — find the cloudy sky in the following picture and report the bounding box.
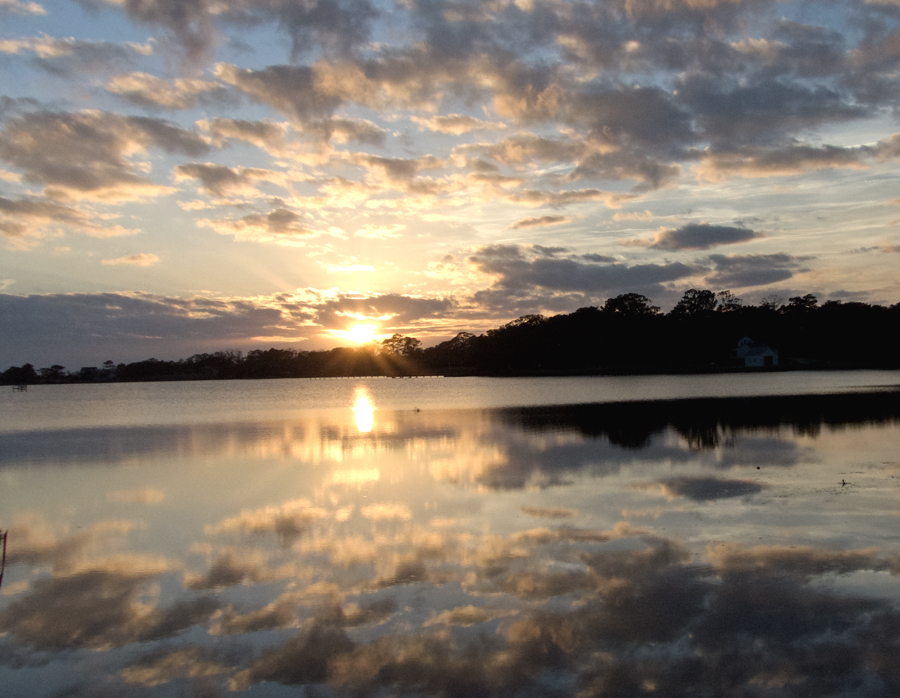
[2,0,900,367]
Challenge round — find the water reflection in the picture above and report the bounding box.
[1,390,899,696]
[352,385,375,433]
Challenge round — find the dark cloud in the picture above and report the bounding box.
[116,0,375,64]
[508,215,570,230]
[698,143,871,180]
[677,75,868,148]
[704,252,812,288]
[313,293,455,329]
[656,476,765,501]
[624,222,762,251]
[468,243,698,301]
[564,150,682,191]
[0,95,40,121]
[0,291,289,367]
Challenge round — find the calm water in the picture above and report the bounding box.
[2,372,900,697]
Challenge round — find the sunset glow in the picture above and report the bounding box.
[352,387,375,433]
[343,324,379,345]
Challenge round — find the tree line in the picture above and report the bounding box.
[4,290,899,384]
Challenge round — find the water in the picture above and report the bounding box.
[1,372,900,696]
[2,369,898,433]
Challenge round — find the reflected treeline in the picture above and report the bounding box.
[3,389,898,470]
[497,388,900,449]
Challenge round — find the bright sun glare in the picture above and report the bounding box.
[344,324,378,344]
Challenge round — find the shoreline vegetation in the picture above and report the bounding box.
[4,290,900,385]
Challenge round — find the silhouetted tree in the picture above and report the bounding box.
[602,293,660,316]
[3,363,37,384]
[381,334,422,358]
[671,289,718,317]
[716,290,742,312]
[785,294,818,312]
[39,364,65,379]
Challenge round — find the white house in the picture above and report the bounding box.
[734,336,778,367]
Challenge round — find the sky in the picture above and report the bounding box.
[1,0,900,368]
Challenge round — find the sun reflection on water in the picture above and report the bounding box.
[353,385,375,433]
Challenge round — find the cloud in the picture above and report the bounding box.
[199,208,316,242]
[185,551,291,590]
[677,75,868,148]
[329,117,387,146]
[0,110,211,201]
[413,114,507,134]
[0,558,217,651]
[613,210,655,221]
[707,543,884,577]
[230,624,355,690]
[120,646,228,687]
[3,515,137,574]
[95,0,373,65]
[0,195,136,243]
[347,153,445,183]
[213,63,343,130]
[361,503,413,522]
[521,506,577,518]
[101,253,160,266]
[205,499,329,541]
[508,215,570,230]
[704,252,812,287]
[0,0,45,15]
[198,118,290,154]
[174,162,293,197]
[209,593,307,635]
[423,605,517,627]
[622,222,762,250]
[106,72,228,109]
[504,187,635,209]
[468,133,584,167]
[696,144,871,181]
[0,36,151,75]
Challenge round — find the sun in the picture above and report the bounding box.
[343,324,378,344]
